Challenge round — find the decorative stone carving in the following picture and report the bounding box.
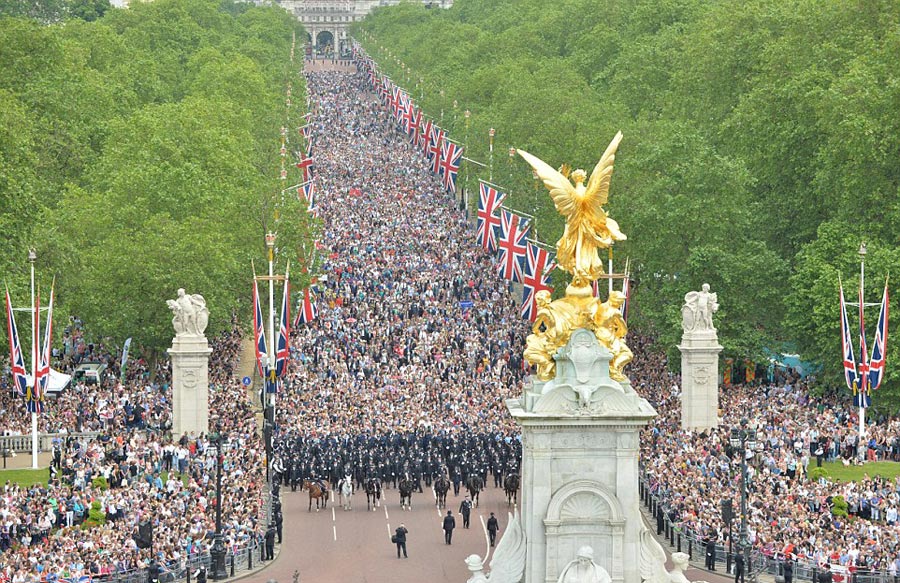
[681,284,718,333]
[531,329,652,417]
[679,284,723,430]
[668,553,691,583]
[557,546,612,583]
[167,288,209,337]
[463,511,526,583]
[639,526,671,583]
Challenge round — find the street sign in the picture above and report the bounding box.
[242,376,252,387]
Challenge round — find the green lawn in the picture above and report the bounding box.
[822,461,900,482]
[0,468,49,487]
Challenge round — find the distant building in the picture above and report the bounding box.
[277,1,452,56]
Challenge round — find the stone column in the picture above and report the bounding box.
[169,335,212,438]
[678,331,722,430]
[509,328,658,583]
[678,284,723,430]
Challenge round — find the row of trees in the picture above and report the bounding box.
[355,0,900,405]
[0,0,314,356]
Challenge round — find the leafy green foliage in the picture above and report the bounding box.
[354,0,900,402]
[1,0,312,354]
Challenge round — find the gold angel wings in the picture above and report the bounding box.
[518,131,625,288]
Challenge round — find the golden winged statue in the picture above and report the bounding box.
[517,131,626,289]
[518,132,632,383]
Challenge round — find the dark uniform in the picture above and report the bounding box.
[487,513,499,547]
[459,498,472,528]
[443,511,456,544]
[395,525,408,558]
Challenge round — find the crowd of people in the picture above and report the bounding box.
[642,357,900,575]
[5,62,900,583]
[0,327,267,582]
[273,69,529,485]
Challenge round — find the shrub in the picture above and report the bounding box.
[92,476,109,490]
[831,495,848,517]
[808,467,827,482]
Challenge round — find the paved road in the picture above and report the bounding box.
[244,484,515,583]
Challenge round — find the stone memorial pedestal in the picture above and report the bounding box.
[166,288,212,437]
[508,328,657,583]
[169,334,212,438]
[678,284,722,431]
[678,330,722,430]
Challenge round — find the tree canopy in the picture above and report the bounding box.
[0,0,313,354]
[355,0,900,405]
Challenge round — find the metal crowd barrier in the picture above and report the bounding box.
[639,473,900,583]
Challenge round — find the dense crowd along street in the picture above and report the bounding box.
[3,64,900,583]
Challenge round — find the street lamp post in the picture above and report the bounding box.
[209,421,227,580]
[729,419,757,583]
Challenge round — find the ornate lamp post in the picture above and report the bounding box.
[209,420,227,580]
[729,419,757,582]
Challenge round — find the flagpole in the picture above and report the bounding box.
[28,248,37,469]
[859,242,867,441]
[265,232,277,526]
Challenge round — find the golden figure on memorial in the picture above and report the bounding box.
[517,133,632,382]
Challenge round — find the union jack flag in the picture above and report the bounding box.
[475,182,506,253]
[438,140,464,193]
[496,210,530,283]
[407,108,423,145]
[428,125,445,174]
[274,270,290,379]
[868,281,889,392]
[521,242,555,321]
[420,118,433,158]
[296,287,318,325]
[858,281,870,406]
[839,281,858,393]
[253,278,268,378]
[4,287,27,397]
[32,284,54,413]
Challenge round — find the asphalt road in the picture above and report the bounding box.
[243,483,516,583]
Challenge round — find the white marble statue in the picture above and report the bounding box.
[167,288,209,337]
[639,526,672,583]
[464,512,526,583]
[681,283,719,333]
[557,546,612,583]
[668,552,691,583]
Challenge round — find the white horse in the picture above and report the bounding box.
[338,474,353,511]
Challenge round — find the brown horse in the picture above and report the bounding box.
[303,479,330,512]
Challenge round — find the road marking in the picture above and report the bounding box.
[333,525,337,541]
[386,522,392,539]
[384,505,389,519]
[480,514,490,560]
[332,507,335,521]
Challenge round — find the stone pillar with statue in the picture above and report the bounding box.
[678,284,723,430]
[167,289,212,438]
[468,133,684,583]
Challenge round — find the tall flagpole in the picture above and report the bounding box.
[265,231,277,526]
[28,248,38,469]
[859,242,867,441]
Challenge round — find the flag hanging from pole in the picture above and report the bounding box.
[32,283,53,414]
[840,281,859,393]
[520,242,555,322]
[475,181,505,253]
[296,288,318,325]
[4,287,28,397]
[274,268,290,379]
[253,277,268,378]
[858,280,870,407]
[868,280,889,392]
